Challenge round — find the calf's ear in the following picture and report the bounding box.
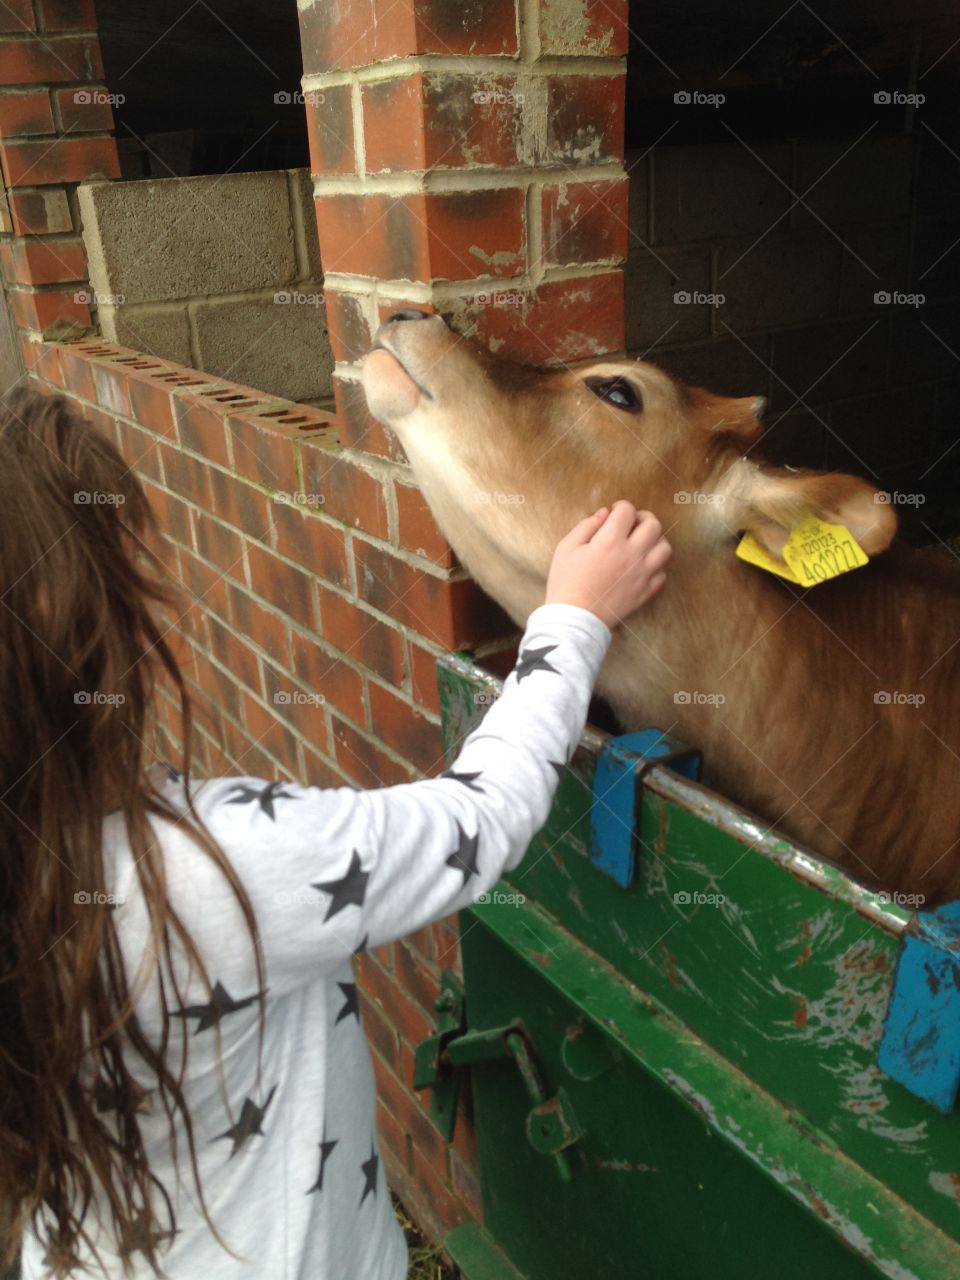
[728,464,898,557]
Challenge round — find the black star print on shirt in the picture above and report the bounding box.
[441,768,485,793]
[172,980,263,1034]
[307,1128,338,1195]
[225,780,299,821]
[549,760,567,783]
[212,1084,278,1158]
[94,1075,151,1116]
[445,822,481,885]
[359,1145,379,1206]
[312,850,370,922]
[353,933,369,956]
[116,1210,178,1258]
[515,643,559,683]
[336,981,360,1025]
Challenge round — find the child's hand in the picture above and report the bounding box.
[545,501,671,628]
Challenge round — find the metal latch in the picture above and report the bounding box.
[589,728,702,888]
[414,971,584,1181]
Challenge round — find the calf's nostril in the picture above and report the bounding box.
[384,309,432,324]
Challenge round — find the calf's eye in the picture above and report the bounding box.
[584,376,643,413]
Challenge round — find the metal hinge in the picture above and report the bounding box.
[413,971,584,1181]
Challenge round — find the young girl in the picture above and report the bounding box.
[0,386,670,1280]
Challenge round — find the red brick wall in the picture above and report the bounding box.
[1,0,630,1253]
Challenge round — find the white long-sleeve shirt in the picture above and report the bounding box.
[20,602,611,1280]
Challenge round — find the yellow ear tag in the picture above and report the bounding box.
[737,517,869,586]
[736,533,803,583]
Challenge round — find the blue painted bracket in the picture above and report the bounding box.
[878,900,960,1113]
[588,729,702,888]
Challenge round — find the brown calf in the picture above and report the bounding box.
[362,312,960,908]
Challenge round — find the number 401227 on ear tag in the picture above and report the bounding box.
[736,516,869,586]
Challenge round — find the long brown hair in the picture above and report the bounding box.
[0,385,266,1277]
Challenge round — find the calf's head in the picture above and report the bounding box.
[362,311,897,623]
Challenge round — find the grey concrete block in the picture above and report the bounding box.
[837,221,912,315]
[625,246,712,352]
[717,231,842,331]
[191,292,334,403]
[98,302,193,366]
[652,142,792,245]
[77,171,297,304]
[653,333,771,400]
[794,136,913,228]
[288,167,324,282]
[624,150,649,248]
[769,317,890,411]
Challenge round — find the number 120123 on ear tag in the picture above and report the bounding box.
[737,517,869,586]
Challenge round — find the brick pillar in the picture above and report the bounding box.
[297,0,629,1247]
[0,0,120,367]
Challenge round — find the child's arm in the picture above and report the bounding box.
[159,504,670,983]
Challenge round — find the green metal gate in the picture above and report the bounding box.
[420,653,960,1280]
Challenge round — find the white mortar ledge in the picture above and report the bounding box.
[322,262,620,304]
[310,163,626,196]
[301,55,626,91]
